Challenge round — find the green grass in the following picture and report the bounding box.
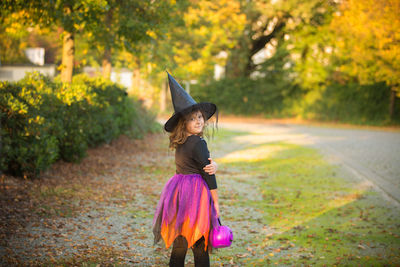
[210,129,400,266]
[37,185,78,199]
[127,208,152,219]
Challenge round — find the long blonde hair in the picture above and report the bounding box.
[169,109,207,149]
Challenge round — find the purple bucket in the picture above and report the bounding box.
[210,224,233,248]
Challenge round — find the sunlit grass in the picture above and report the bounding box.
[219,142,368,230]
[219,144,283,164]
[211,129,400,266]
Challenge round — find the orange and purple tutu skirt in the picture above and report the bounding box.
[152,173,219,250]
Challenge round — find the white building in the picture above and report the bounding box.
[0,64,56,82]
[83,66,133,91]
[25,48,45,66]
[0,47,55,82]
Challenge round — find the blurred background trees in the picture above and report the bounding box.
[1,0,399,124]
[332,0,400,118]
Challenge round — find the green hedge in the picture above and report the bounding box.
[300,82,398,124]
[0,72,159,178]
[191,77,295,116]
[191,77,399,125]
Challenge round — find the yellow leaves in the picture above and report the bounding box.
[74,23,81,30]
[28,115,44,125]
[57,64,64,71]
[3,11,30,37]
[332,0,400,85]
[173,0,246,77]
[74,22,87,31]
[146,30,156,39]
[5,23,20,35]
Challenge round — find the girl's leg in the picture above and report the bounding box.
[169,235,188,267]
[192,237,210,267]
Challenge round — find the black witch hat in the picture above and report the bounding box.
[164,71,217,132]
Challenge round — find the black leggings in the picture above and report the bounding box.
[169,235,210,267]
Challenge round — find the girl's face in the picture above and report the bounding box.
[185,110,204,136]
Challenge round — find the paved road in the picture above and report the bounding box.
[218,122,400,204]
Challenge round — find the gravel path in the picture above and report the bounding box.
[219,122,400,204]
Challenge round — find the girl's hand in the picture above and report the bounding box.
[203,158,218,175]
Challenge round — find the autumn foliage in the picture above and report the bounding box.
[1,0,399,125]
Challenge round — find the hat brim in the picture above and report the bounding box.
[164,102,217,132]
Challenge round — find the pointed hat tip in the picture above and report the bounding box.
[166,70,174,80]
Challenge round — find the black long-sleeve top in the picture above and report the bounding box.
[175,135,218,190]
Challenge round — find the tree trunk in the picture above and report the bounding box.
[244,18,287,76]
[61,31,74,83]
[389,88,396,120]
[133,68,140,90]
[102,9,113,79]
[102,48,112,79]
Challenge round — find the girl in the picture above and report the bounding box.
[153,72,220,267]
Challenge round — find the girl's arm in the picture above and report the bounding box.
[192,140,220,217]
[193,139,218,190]
[203,157,218,175]
[210,189,220,217]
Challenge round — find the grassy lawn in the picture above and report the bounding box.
[209,129,400,266]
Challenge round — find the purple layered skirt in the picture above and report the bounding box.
[152,173,219,250]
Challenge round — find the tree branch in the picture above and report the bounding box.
[244,17,288,75]
[249,19,286,58]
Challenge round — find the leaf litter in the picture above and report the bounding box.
[0,133,174,266]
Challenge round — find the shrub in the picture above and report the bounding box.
[0,79,60,177]
[70,74,128,147]
[0,72,159,178]
[298,82,397,124]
